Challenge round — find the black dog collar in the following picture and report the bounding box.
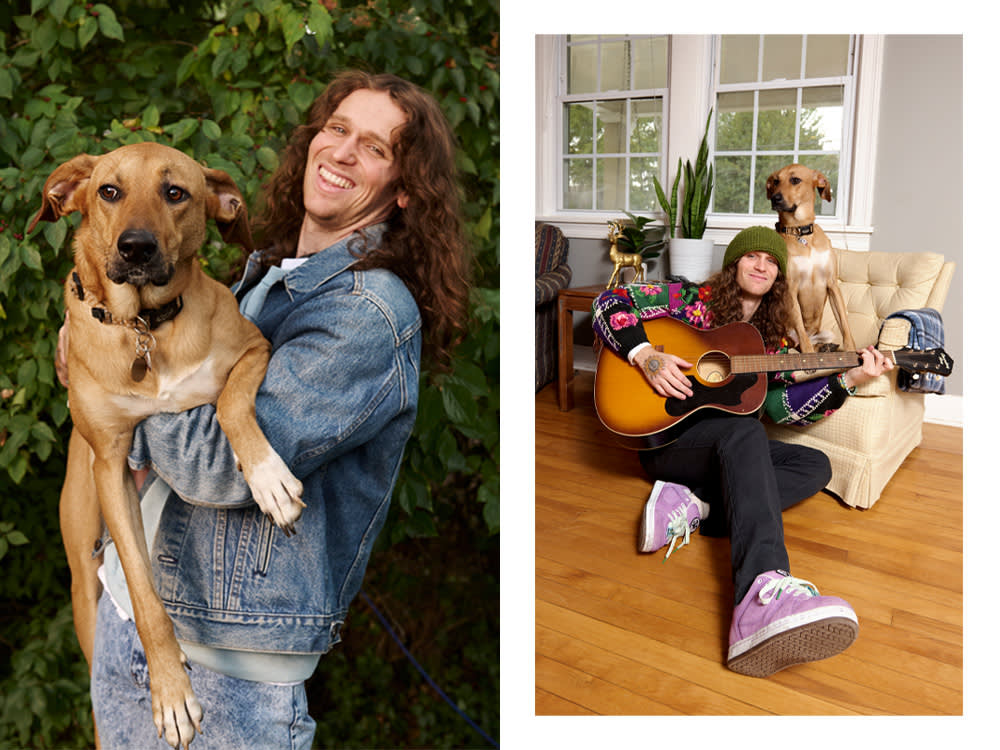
[775,223,814,238]
[72,271,184,330]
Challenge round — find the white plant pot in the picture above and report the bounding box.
[668,237,715,282]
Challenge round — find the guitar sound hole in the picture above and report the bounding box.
[697,351,732,383]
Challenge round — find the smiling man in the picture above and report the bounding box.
[83,70,471,749]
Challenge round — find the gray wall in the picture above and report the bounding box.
[559,35,964,396]
[868,35,962,395]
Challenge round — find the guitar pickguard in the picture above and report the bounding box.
[664,373,760,417]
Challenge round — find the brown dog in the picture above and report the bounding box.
[765,164,856,353]
[29,143,304,748]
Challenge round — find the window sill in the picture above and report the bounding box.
[536,212,875,251]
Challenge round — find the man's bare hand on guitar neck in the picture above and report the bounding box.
[632,345,694,400]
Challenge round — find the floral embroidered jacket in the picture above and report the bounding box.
[592,278,852,426]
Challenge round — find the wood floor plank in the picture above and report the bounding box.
[535,373,963,716]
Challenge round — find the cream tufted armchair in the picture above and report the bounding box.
[764,249,955,509]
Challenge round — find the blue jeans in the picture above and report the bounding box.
[92,591,316,749]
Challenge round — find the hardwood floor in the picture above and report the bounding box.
[534,371,963,717]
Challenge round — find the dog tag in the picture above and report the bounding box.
[131,354,149,382]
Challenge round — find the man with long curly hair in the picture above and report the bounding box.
[86,71,470,748]
[592,225,890,678]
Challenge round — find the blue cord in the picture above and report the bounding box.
[359,589,499,749]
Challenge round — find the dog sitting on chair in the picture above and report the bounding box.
[765,164,856,353]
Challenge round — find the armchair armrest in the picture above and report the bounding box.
[877,317,912,350]
[536,264,572,306]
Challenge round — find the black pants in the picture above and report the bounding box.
[638,415,832,604]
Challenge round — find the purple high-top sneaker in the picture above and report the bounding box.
[637,480,709,559]
[727,570,859,677]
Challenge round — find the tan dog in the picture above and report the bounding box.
[765,164,856,353]
[29,143,304,749]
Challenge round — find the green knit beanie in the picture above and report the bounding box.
[723,226,787,276]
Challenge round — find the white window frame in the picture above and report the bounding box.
[536,34,884,251]
[557,35,670,213]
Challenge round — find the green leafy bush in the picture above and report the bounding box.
[0,1,498,746]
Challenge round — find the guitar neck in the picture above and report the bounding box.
[730,350,888,374]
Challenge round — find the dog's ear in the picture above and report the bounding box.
[814,171,832,202]
[765,172,778,198]
[203,167,255,253]
[27,154,97,234]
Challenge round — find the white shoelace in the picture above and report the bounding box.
[662,507,693,561]
[757,574,820,603]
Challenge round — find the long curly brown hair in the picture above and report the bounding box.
[253,70,471,367]
[705,263,791,350]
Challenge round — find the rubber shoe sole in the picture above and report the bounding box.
[727,616,859,678]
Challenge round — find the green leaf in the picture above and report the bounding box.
[141,104,160,129]
[6,530,29,546]
[78,16,99,49]
[288,81,314,113]
[201,119,223,141]
[0,68,12,99]
[94,4,124,42]
[166,118,199,145]
[256,146,279,171]
[282,12,306,48]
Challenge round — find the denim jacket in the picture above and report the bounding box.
[122,226,421,658]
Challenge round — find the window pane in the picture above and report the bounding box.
[564,158,593,209]
[716,91,754,151]
[567,44,597,94]
[633,37,667,89]
[600,41,630,91]
[757,88,797,151]
[596,100,627,154]
[714,155,751,213]
[596,157,627,210]
[630,157,660,211]
[805,35,850,78]
[755,154,793,213]
[762,35,802,81]
[800,86,843,150]
[630,98,661,152]
[564,102,593,155]
[719,35,759,84]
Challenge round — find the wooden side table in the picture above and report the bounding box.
[556,284,606,411]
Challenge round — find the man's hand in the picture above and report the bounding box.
[842,345,894,389]
[632,346,694,399]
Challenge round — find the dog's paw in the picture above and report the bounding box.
[245,450,305,535]
[152,679,203,750]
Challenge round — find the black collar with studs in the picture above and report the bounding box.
[775,222,814,237]
[71,271,184,329]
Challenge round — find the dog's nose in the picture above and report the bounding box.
[118,230,159,264]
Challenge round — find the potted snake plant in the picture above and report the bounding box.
[655,108,715,282]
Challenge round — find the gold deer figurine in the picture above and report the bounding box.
[606,220,645,289]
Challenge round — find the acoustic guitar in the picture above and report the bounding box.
[593,316,954,450]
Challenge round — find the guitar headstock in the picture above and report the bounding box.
[892,347,954,376]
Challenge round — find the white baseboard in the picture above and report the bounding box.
[923,393,962,427]
[575,345,964,427]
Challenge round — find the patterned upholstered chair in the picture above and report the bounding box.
[535,224,572,392]
[765,249,955,509]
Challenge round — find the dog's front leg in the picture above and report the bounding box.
[787,281,815,353]
[89,435,203,749]
[60,428,104,667]
[215,341,304,534]
[827,282,856,351]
